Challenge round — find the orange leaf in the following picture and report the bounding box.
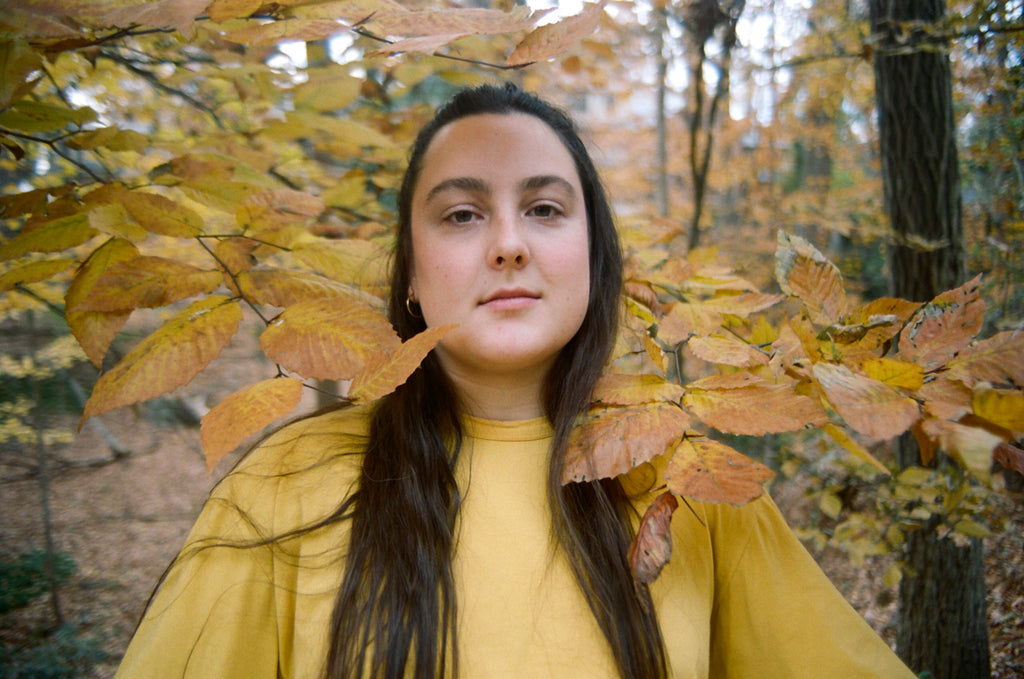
[0,212,95,262]
[81,296,243,423]
[994,442,1024,476]
[201,377,303,472]
[0,258,75,293]
[367,5,540,37]
[237,269,381,309]
[593,373,684,406]
[368,33,468,57]
[688,334,769,368]
[628,492,678,584]
[120,191,204,238]
[214,238,259,278]
[505,0,607,67]
[71,256,222,311]
[64,238,138,367]
[813,363,920,442]
[656,302,722,345]
[97,0,209,33]
[841,297,921,350]
[684,379,828,436]
[563,403,691,483]
[700,292,784,315]
[624,280,663,319]
[897,275,984,370]
[206,0,262,23]
[919,418,1000,484]
[774,231,847,326]
[349,324,456,403]
[260,296,399,380]
[665,437,773,505]
[223,19,350,46]
[237,189,325,233]
[917,374,973,421]
[947,330,1024,388]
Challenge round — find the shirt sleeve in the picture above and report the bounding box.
[705,495,916,679]
[115,469,283,678]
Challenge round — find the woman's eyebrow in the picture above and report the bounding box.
[519,175,576,196]
[424,177,489,204]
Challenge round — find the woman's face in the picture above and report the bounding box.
[408,113,591,390]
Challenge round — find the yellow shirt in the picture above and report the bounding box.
[116,406,915,678]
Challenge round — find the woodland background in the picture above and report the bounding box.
[1,0,1023,677]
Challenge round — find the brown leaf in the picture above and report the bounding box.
[628,492,678,584]
[593,373,684,406]
[71,256,222,311]
[349,324,456,403]
[201,377,303,472]
[774,231,847,326]
[684,378,828,435]
[98,0,209,34]
[82,296,243,423]
[947,330,1024,388]
[624,281,663,319]
[505,0,606,67]
[206,0,262,23]
[259,296,399,380]
[813,363,920,442]
[120,191,204,238]
[994,442,1024,476]
[563,403,691,483]
[64,238,138,367]
[917,374,973,421]
[223,19,350,46]
[688,334,769,368]
[666,437,773,505]
[700,292,784,315]
[0,39,43,109]
[0,212,95,262]
[897,275,984,370]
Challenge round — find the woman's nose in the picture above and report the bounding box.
[488,213,530,269]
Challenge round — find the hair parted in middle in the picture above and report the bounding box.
[325,83,668,679]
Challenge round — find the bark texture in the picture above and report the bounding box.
[870,2,990,677]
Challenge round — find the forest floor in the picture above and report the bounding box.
[1,313,1022,678]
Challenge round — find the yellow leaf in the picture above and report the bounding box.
[897,275,985,370]
[65,127,147,152]
[81,296,243,423]
[293,70,362,112]
[88,203,149,242]
[656,302,722,345]
[774,231,847,326]
[270,111,395,150]
[201,377,303,472]
[684,379,828,436]
[290,239,390,290]
[822,423,890,475]
[819,491,842,519]
[688,334,769,368]
[883,564,902,587]
[120,191,204,238]
[0,99,95,134]
[665,437,773,505]
[0,258,76,293]
[593,373,684,406]
[972,387,1024,434]
[70,256,222,312]
[259,296,399,380]
[861,357,924,390]
[842,297,921,350]
[506,0,606,66]
[812,363,920,442]
[0,39,43,109]
[0,212,95,262]
[953,519,991,540]
[563,403,691,483]
[349,324,456,403]
[65,238,138,367]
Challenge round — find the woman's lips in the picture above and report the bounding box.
[481,289,540,310]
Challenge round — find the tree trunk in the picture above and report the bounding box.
[869,2,989,677]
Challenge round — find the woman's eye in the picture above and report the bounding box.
[446,209,477,224]
[528,204,561,218]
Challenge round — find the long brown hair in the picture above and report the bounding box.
[325,84,667,679]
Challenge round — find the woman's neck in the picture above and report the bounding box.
[440,365,547,421]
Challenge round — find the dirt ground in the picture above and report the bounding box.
[1,316,1022,678]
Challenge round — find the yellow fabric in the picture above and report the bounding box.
[116,406,915,678]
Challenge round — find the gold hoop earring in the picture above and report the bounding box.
[405,296,423,319]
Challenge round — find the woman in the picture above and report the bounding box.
[116,84,915,679]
